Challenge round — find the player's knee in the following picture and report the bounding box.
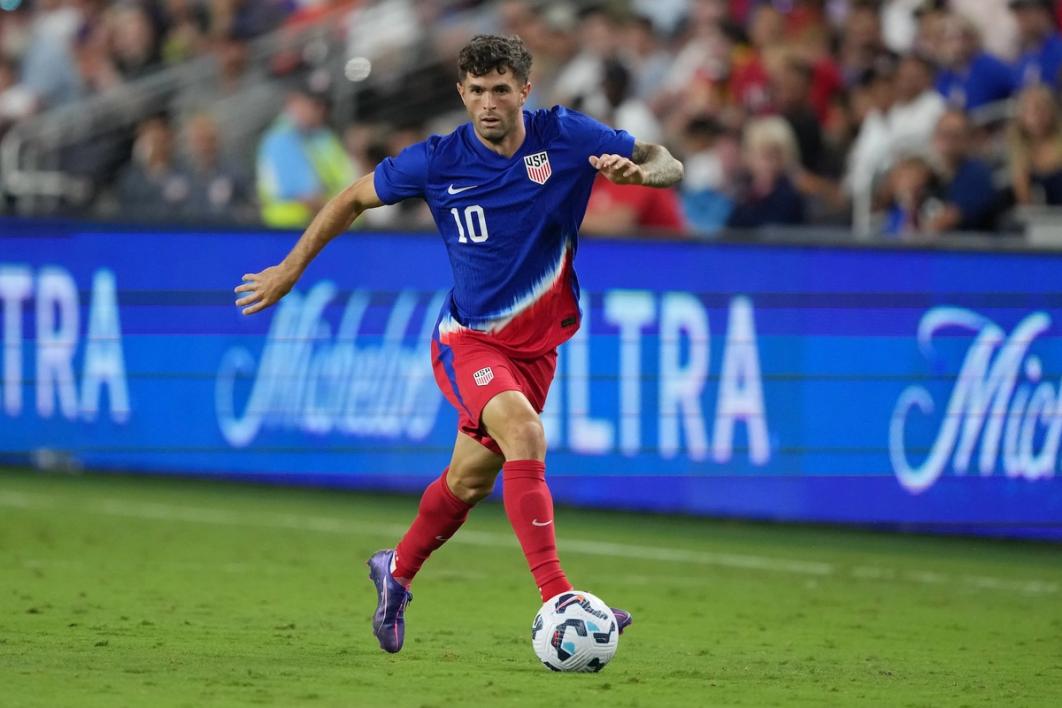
[448,469,495,505]
[501,417,546,460]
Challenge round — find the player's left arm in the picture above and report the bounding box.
[589,140,684,188]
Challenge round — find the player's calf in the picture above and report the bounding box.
[393,469,472,585]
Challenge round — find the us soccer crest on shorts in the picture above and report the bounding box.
[524,151,551,185]
[473,367,494,386]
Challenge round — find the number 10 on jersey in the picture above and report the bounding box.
[451,205,489,243]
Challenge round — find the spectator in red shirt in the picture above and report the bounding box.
[729,4,785,115]
[581,172,688,236]
[791,29,844,123]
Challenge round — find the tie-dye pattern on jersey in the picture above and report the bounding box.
[435,237,578,357]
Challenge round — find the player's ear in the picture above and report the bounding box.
[520,81,532,105]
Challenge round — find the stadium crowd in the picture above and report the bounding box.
[3,0,1062,239]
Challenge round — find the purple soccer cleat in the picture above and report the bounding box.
[611,607,633,635]
[366,549,413,653]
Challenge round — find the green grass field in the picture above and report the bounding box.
[1,469,1061,707]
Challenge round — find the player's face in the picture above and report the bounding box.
[457,69,530,144]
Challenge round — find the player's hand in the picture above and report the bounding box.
[233,264,298,316]
[589,153,645,185]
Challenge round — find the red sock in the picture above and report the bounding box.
[502,460,572,602]
[393,469,471,585]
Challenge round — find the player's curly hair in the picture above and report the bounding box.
[457,34,532,84]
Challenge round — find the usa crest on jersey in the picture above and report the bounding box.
[473,367,494,386]
[524,151,552,185]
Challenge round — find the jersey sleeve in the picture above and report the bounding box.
[560,107,636,158]
[373,139,431,204]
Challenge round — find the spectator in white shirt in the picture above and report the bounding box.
[888,52,947,156]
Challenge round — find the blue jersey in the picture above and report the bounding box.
[1014,33,1062,90]
[935,52,1014,110]
[373,106,634,356]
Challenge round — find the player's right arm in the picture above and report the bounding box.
[234,172,383,316]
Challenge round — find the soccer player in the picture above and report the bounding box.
[234,35,683,653]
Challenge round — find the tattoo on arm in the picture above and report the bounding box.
[631,141,684,187]
[630,141,652,163]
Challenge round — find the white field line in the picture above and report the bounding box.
[0,490,52,508]
[1,492,1057,595]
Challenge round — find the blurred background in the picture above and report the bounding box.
[2,0,1061,537]
[4,0,1062,242]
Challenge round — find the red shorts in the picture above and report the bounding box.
[431,336,558,455]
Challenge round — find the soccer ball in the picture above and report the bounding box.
[531,591,619,672]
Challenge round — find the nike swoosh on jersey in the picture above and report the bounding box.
[447,184,478,194]
[531,519,553,527]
